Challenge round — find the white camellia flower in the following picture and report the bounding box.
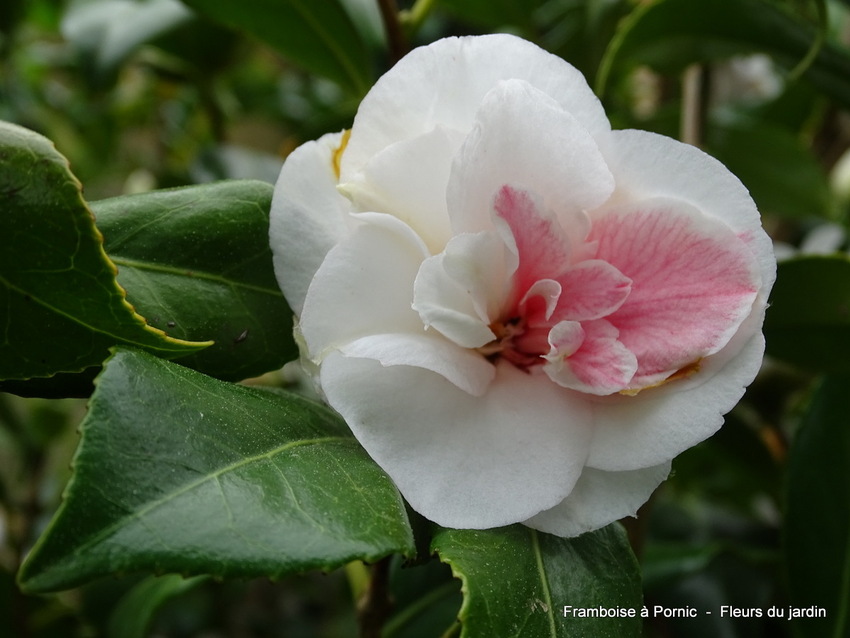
[269,35,776,537]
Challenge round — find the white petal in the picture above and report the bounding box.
[524,462,671,537]
[412,231,507,348]
[443,231,511,322]
[448,80,614,236]
[300,214,428,360]
[339,126,463,253]
[585,311,766,471]
[339,332,495,396]
[413,253,496,348]
[270,132,352,315]
[341,34,610,180]
[320,356,593,529]
[596,129,776,295]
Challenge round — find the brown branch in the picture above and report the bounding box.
[357,556,394,638]
[377,0,408,64]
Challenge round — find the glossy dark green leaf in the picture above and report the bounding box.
[384,557,462,638]
[784,375,850,638]
[93,181,297,381]
[17,348,414,593]
[0,121,206,383]
[706,115,834,219]
[107,574,208,638]
[597,0,850,110]
[764,256,850,372]
[179,0,372,95]
[432,524,642,637]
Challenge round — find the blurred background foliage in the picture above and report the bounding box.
[2,0,850,636]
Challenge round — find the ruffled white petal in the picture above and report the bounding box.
[448,80,614,236]
[320,355,594,529]
[413,253,495,348]
[340,34,610,181]
[270,132,352,315]
[339,126,463,253]
[339,332,495,396]
[524,462,671,537]
[412,231,508,348]
[300,214,428,360]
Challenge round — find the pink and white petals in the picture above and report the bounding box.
[597,129,776,293]
[589,198,762,388]
[271,33,776,538]
[585,323,767,472]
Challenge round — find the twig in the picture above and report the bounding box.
[357,556,394,638]
[680,64,705,148]
[377,0,408,64]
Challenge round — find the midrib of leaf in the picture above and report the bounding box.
[110,256,283,296]
[0,273,201,351]
[530,529,557,638]
[66,435,354,563]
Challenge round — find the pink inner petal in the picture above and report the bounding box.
[493,185,572,304]
[551,259,632,322]
[519,279,562,325]
[545,319,638,395]
[589,200,760,384]
[546,320,585,358]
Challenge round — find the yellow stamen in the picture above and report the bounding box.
[619,359,702,396]
[332,129,351,179]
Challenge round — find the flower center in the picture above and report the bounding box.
[479,315,551,370]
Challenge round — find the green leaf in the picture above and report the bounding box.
[107,574,208,638]
[706,114,834,219]
[17,348,414,593]
[432,524,642,638]
[92,180,297,381]
[178,0,372,95]
[764,255,850,372]
[0,121,207,383]
[384,557,462,638]
[597,0,850,111]
[784,374,850,638]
